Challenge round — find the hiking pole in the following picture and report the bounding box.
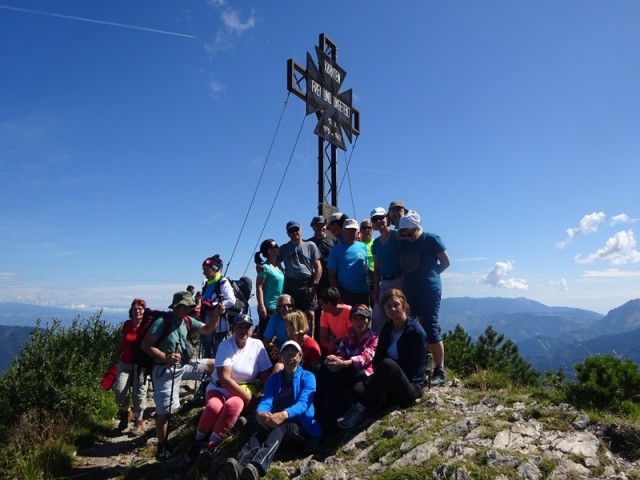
[164,344,180,460]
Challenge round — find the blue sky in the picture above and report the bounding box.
[1,1,639,317]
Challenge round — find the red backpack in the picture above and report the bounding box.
[132,309,192,372]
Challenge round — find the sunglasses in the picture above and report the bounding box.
[278,304,293,309]
[281,351,299,360]
[372,216,385,222]
[399,230,416,239]
[287,228,300,234]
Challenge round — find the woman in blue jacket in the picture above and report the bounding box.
[223,340,321,480]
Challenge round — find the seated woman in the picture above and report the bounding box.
[261,294,293,362]
[315,304,378,430]
[284,310,322,373]
[223,340,321,480]
[318,287,352,354]
[185,314,272,463]
[336,289,426,429]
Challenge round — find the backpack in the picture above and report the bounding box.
[215,276,253,319]
[132,309,192,372]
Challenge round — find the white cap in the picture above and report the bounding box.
[280,340,302,353]
[370,207,386,218]
[343,218,359,229]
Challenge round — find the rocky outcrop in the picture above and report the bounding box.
[262,383,639,480]
[74,380,640,479]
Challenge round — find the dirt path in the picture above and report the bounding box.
[65,380,202,480]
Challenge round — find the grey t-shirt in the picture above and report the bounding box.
[279,240,321,280]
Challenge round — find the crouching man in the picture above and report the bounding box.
[142,291,224,460]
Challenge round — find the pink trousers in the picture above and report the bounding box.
[197,389,245,439]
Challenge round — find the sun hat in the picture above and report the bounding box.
[399,210,421,230]
[280,339,302,353]
[388,200,407,212]
[343,218,358,229]
[169,291,197,309]
[370,207,387,218]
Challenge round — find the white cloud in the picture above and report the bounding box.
[574,229,640,265]
[221,9,256,33]
[549,278,569,291]
[208,79,227,96]
[207,0,225,6]
[479,261,529,290]
[610,213,637,226]
[582,268,640,278]
[557,212,605,249]
[205,8,257,53]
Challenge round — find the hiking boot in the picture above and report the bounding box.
[431,368,446,387]
[155,443,172,462]
[240,463,260,480]
[232,415,248,434]
[336,403,365,430]
[117,410,129,431]
[222,457,244,480]
[184,440,206,464]
[195,442,216,471]
[130,418,144,436]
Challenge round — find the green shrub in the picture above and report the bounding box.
[0,313,118,436]
[0,312,118,479]
[444,325,539,386]
[571,355,640,412]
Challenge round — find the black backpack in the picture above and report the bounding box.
[215,276,253,318]
[132,309,192,372]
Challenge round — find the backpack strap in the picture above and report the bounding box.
[155,314,192,350]
[214,277,228,301]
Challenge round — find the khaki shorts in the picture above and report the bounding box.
[152,359,206,415]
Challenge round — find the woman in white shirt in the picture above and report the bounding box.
[185,314,272,463]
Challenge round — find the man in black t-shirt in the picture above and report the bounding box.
[305,215,338,293]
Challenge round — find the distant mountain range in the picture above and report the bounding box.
[1,298,639,377]
[0,302,124,328]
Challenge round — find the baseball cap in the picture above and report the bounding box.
[232,314,254,327]
[350,304,371,319]
[327,212,344,224]
[286,220,301,231]
[343,218,358,229]
[280,340,302,353]
[310,215,326,226]
[370,207,387,218]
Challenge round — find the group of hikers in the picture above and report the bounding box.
[109,199,450,480]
